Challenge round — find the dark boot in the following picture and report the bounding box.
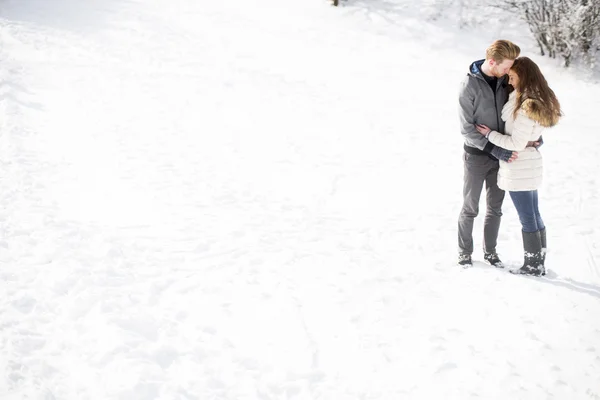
[539,228,547,275]
[484,252,504,268]
[458,253,472,268]
[510,230,543,276]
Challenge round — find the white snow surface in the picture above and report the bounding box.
[1,0,599,399]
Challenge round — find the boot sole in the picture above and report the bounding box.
[509,268,543,277]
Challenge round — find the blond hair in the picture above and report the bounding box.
[486,40,521,63]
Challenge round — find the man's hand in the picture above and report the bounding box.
[527,136,544,149]
[527,136,544,148]
[490,145,518,163]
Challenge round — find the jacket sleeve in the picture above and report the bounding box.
[487,110,535,151]
[458,77,489,151]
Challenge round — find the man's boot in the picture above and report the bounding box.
[484,252,504,268]
[510,230,544,276]
[458,253,472,268]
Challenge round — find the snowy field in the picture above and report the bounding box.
[1,0,599,398]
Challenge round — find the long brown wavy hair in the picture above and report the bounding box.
[511,57,562,127]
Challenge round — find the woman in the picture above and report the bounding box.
[475,57,561,276]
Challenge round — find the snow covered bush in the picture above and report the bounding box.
[500,0,600,67]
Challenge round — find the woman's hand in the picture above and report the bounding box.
[475,124,492,136]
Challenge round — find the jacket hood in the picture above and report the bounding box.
[469,59,485,76]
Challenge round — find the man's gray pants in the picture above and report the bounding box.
[458,152,505,255]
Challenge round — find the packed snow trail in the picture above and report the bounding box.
[1,0,599,399]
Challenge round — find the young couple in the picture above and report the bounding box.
[457,40,562,276]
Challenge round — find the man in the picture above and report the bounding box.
[457,40,521,268]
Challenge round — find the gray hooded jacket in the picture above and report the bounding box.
[458,59,509,154]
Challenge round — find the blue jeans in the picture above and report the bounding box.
[509,190,545,233]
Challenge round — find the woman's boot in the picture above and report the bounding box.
[539,228,546,275]
[510,230,543,276]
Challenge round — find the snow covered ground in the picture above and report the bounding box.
[1,0,599,398]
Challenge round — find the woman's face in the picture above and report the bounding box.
[508,69,520,91]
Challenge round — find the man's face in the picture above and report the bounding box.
[491,59,514,77]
